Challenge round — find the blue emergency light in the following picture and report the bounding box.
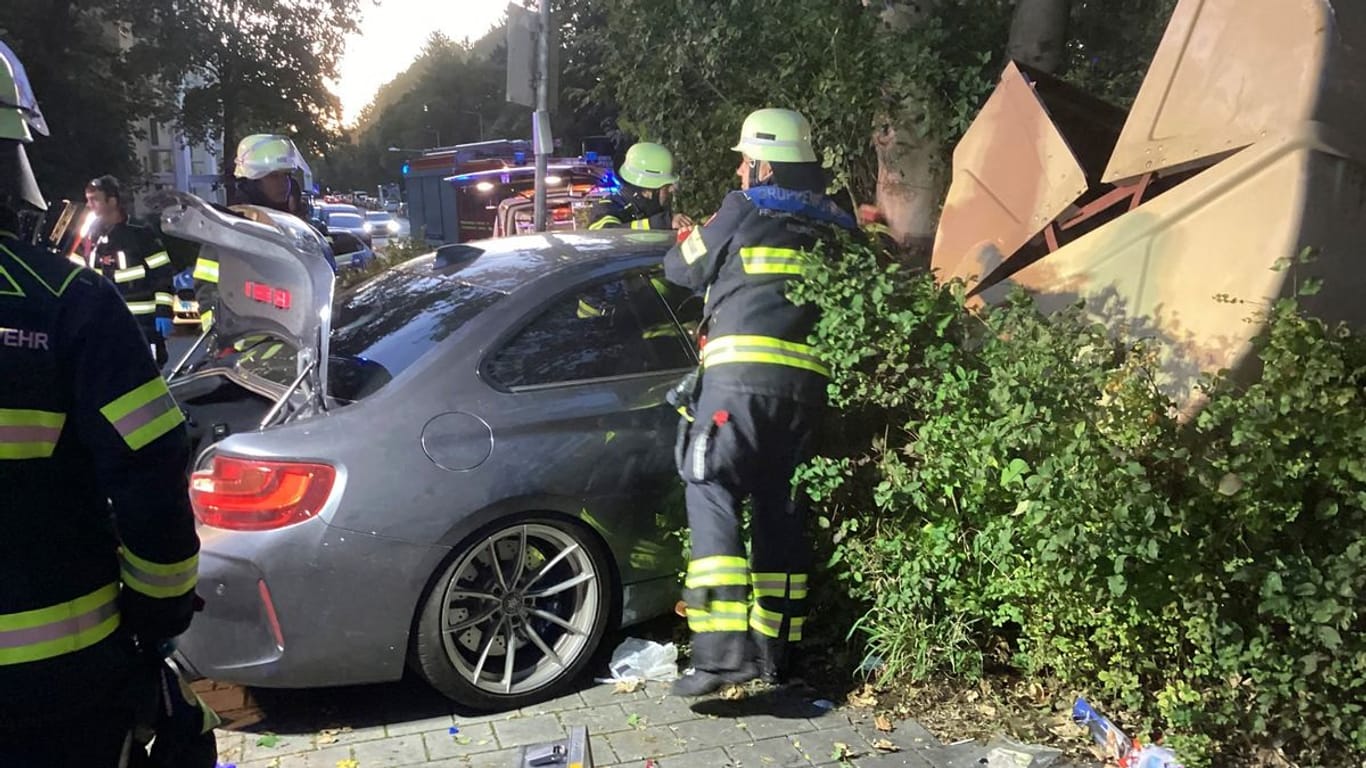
[402,162,410,175]
[585,151,599,163]
[514,151,527,165]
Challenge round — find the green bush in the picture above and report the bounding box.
[790,239,1366,767]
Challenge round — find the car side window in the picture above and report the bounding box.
[646,269,703,340]
[485,273,694,389]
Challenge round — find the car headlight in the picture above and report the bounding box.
[363,222,373,232]
[387,220,399,233]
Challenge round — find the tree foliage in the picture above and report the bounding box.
[1,0,173,200]
[560,0,1174,221]
[791,241,1366,766]
[318,15,619,194]
[134,0,365,178]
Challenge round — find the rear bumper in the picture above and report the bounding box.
[177,518,445,689]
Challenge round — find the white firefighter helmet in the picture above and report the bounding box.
[233,134,312,180]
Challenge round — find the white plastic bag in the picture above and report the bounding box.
[594,637,679,684]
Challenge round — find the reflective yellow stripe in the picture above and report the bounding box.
[739,246,808,275]
[680,227,706,264]
[144,251,172,269]
[0,408,65,460]
[113,265,146,284]
[0,583,121,666]
[749,604,805,640]
[630,219,651,230]
[686,555,749,588]
[701,335,830,377]
[686,600,749,633]
[192,258,219,283]
[126,300,157,315]
[577,299,604,319]
[119,547,198,600]
[68,254,87,267]
[99,377,185,450]
[752,572,808,599]
[588,216,622,230]
[154,292,174,306]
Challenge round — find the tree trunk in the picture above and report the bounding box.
[1007,0,1071,73]
[868,2,944,264]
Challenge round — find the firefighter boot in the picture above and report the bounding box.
[670,661,760,697]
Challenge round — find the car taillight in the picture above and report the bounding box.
[191,456,336,531]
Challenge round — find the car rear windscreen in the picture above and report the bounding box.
[326,265,504,400]
[327,213,365,228]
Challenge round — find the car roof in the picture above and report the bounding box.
[419,230,676,293]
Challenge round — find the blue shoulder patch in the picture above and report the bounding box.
[742,186,856,230]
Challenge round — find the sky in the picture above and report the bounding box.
[333,0,514,125]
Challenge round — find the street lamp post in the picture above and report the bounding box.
[462,110,485,141]
[533,0,551,232]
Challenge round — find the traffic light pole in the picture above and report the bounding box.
[533,0,551,232]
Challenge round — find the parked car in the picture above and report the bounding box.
[315,203,371,247]
[329,231,376,271]
[159,195,699,710]
[364,210,400,245]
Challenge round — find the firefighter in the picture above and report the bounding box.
[0,41,202,765]
[192,133,335,331]
[663,108,856,696]
[588,142,693,230]
[83,175,176,366]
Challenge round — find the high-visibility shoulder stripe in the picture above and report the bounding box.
[588,216,622,230]
[126,300,157,315]
[99,377,185,450]
[0,242,82,296]
[0,583,121,666]
[154,292,174,305]
[192,258,219,283]
[144,251,172,269]
[0,408,65,460]
[120,548,198,599]
[630,219,651,230]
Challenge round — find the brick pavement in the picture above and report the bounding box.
[206,679,1088,768]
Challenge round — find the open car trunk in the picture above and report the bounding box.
[159,193,337,441]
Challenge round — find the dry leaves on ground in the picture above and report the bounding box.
[614,679,642,694]
[719,684,747,701]
[847,684,878,708]
[871,738,900,753]
[315,727,352,746]
[874,714,895,732]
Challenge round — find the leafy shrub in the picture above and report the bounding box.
[790,238,1366,766]
[336,235,431,289]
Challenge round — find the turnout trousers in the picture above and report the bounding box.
[678,384,820,675]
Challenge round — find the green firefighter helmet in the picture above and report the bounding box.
[0,40,48,211]
[618,142,678,189]
[731,108,816,163]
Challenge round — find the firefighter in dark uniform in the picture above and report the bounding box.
[0,42,202,765]
[663,108,855,696]
[193,133,335,331]
[82,175,176,365]
[588,142,693,231]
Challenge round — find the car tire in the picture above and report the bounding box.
[412,515,615,711]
